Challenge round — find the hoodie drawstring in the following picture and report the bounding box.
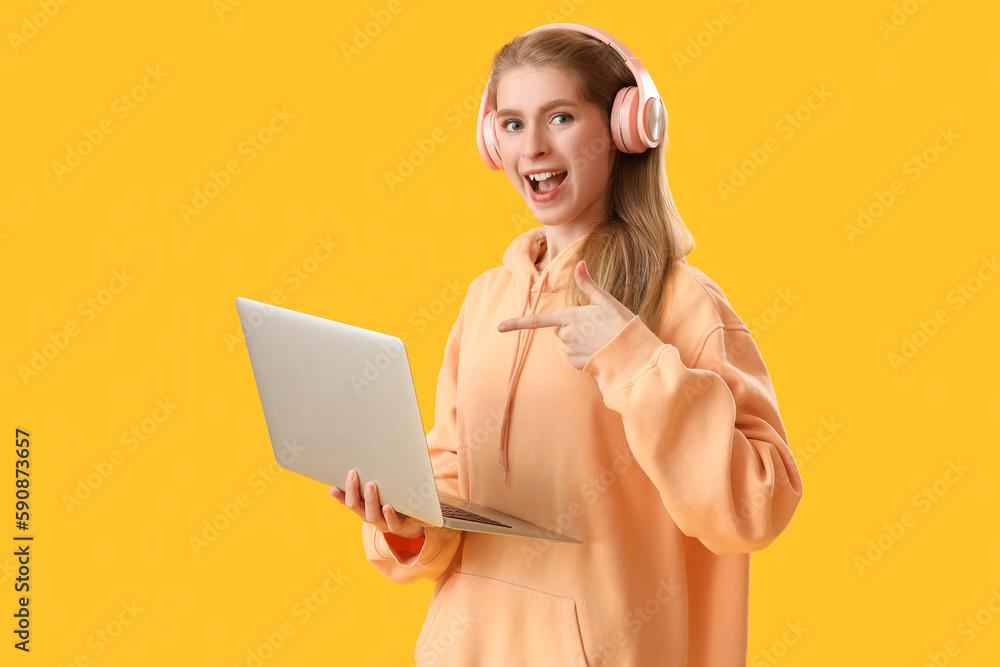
[497,269,549,484]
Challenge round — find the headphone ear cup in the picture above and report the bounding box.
[610,88,629,153]
[611,86,647,154]
[480,110,503,170]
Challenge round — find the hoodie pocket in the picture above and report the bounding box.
[415,570,589,666]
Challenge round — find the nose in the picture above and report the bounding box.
[521,121,549,159]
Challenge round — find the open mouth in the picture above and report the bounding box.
[527,171,568,194]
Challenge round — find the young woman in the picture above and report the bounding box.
[330,23,803,666]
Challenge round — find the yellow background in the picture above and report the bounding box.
[3,0,998,664]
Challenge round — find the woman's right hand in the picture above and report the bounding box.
[329,469,430,540]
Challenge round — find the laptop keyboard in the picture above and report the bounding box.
[440,503,512,528]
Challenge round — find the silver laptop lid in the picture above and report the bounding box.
[235,297,445,526]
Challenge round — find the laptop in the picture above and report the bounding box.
[235,297,580,543]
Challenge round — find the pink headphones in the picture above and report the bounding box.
[476,22,666,171]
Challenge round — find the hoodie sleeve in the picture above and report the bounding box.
[361,309,465,585]
[582,313,803,555]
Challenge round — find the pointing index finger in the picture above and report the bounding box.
[497,310,565,332]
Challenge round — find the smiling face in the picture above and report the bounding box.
[493,65,617,231]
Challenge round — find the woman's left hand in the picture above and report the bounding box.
[497,260,635,370]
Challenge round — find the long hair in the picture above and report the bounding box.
[487,27,696,333]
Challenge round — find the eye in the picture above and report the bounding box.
[499,113,573,133]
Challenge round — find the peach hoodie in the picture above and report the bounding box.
[361,227,803,666]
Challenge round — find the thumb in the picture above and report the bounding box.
[575,260,605,303]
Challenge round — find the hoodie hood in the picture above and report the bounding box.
[496,226,592,483]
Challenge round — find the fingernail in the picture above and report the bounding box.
[349,470,356,481]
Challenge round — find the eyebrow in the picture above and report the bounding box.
[496,99,579,117]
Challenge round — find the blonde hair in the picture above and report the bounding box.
[487,28,696,332]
